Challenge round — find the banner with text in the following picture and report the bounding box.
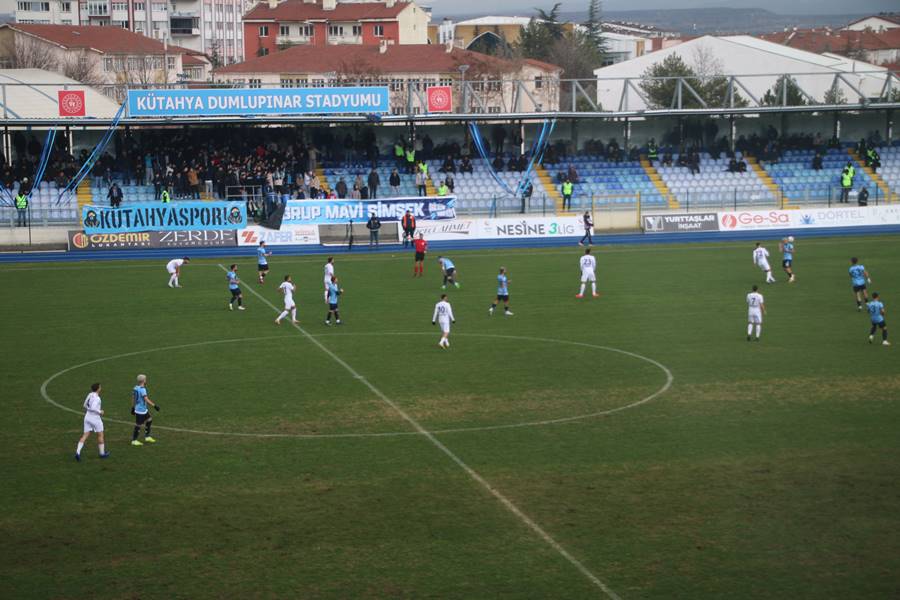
[643,213,719,233]
[237,225,320,246]
[127,88,390,118]
[68,229,237,251]
[283,197,456,226]
[397,216,583,241]
[717,205,900,232]
[82,202,247,234]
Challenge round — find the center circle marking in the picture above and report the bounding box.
[40,332,674,439]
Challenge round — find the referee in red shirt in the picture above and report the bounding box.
[413,233,428,277]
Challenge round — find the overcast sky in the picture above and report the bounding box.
[426,0,899,17]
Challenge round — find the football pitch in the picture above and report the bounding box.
[2,235,899,599]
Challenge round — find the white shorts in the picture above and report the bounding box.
[83,415,104,433]
[757,261,771,272]
[284,299,296,310]
[581,270,596,283]
[748,310,763,324]
[438,318,451,334]
[167,267,177,274]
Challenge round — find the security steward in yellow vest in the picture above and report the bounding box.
[15,191,28,227]
[562,178,574,211]
[160,189,171,203]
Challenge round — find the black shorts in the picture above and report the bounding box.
[782,259,792,268]
[853,284,867,292]
[446,268,456,278]
[415,251,425,261]
[258,264,269,272]
[496,294,509,302]
[135,412,151,425]
[328,303,339,311]
[872,321,887,329]
[231,287,242,297]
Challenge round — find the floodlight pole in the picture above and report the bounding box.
[459,64,469,114]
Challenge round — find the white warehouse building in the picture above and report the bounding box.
[593,35,891,111]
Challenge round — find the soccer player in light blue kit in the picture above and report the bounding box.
[325,276,343,325]
[131,374,159,447]
[849,257,871,311]
[779,236,796,283]
[867,292,890,346]
[438,256,459,289]
[227,263,245,311]
[489,267,513,316]
[257,241,272,284]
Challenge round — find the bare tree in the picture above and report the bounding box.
[0,34,58,70]
[60,51,104,86]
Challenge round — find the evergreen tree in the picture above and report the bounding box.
[762,75,807,107]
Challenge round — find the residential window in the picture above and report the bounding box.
[389,78,404,91]
[61,1,72,11]
[488,106,501,114]
[351,25,362,37]
[151,2,164,11]
[86,1,107,16]
[258,25,268,37]
[299,24,312,37]
[311,78,325,88]
[260,47,269,56]
[167,56,175,70]
[111,2,126,11]
[487,80,501,92]
[17,2,51,11]
[328,24,343,37]
[248,78,261,88]
[439,77,452,86]
[373,25,384,37]
[133,1,144,9]
[534,76,543,89]
[279,25,289,36]
[134,22,143,32]
[60,19,72,24]
[391,106,404,116]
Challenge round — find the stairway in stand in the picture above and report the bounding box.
[848,149,896,203]
[639,158,678,209]
[535,164,565,213]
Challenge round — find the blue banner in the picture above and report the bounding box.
[82,202,247,234]
[282,197,457,225]
[127,88,390,117]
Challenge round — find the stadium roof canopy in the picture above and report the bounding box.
[0,69,121,120]
[593,35,893,111]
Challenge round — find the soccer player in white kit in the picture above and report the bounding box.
[166,257,190,288]
[576,248,599,298]
[75,382,110,461]
[275,275,298,325]
[752,243,776,283]
[323,257,335,302]
[432,293,455,348]
[746,284,766,341]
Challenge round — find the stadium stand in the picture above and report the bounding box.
[656,153,776,208]
[762,148,879,204]
[543,156,666,209]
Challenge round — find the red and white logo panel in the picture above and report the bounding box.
[427,86,453,113]
[58,90,86,117]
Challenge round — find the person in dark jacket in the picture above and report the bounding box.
[389,169,401,197]
[366,214,381,246]
[367,168,380,199]
[335,178,348,199]
[857,186,869,207]
[107,183,123,208]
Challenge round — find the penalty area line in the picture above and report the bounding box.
[219,264,622,599]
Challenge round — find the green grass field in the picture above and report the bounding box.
[2,235,899,599]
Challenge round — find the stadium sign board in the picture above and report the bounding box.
[643,213,719,233]
[68,229,237,251]
[237,225,320,246]
[127,88,390,117]
[81,201,247,234]
[282,197,456,226]
[717,206,900,231]
[399,217,583,241]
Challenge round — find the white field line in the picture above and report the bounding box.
[6,234,899,271]
[222,264,623,599]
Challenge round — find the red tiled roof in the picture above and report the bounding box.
[4,24,186,55]
[760,28,900,54]
[245,0,411,23]
[215,44,560,75]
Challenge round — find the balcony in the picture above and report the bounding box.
[276,34,313,46]
[170,16,199,36]
[326,35,362,45]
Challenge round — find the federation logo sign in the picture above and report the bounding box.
[71,232,89,249]
[58,90,86,117]
[427,86,453,113]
